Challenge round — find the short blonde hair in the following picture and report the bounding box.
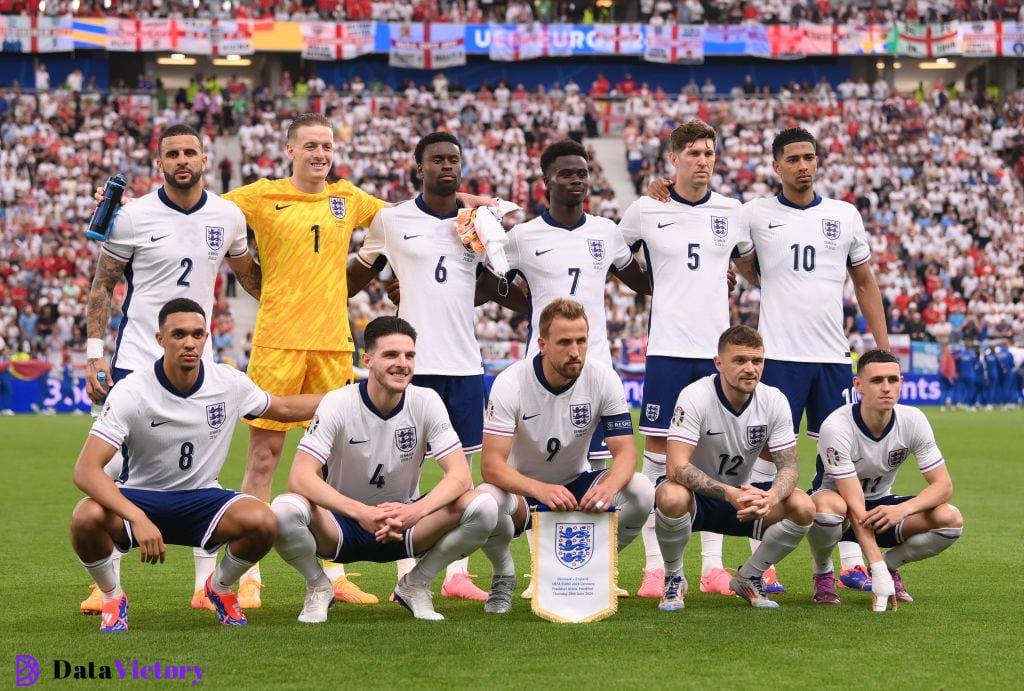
[539,298,588,339]
[287,113,333,141]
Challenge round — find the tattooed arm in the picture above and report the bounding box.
[226,253,262,300]
[666,438,736,503]
[85,252,127,402]
[769,445,800,504]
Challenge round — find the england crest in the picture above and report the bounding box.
[205,225,225,251]
[569,403,592,429]
[329,196,346,219]
[306,414,320,435]
[711,216,729,238]
[555,522,594,570]
[887,447,909,469]
[395,426,417,453]
[206,402,226,429]
[824,446,842,467]
[746,424,768,447]
[587,238,605,261]
[822,219,840,240]
[645,403,661,422]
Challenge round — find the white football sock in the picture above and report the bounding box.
[406,494,498,588]
[111,549,122,579]
[242,562,262,585]
[741,519,810,579]
[748,537,761,554]
[807,513,844,575]
[885,527,962,570]
[700,532,724,575]
[396,558,416,580]
[445,556,470,579]
[655,509,692,574]
[481,513,515,577]
[213,548,253,594]
[614,473,655,551]
[271,494,329,587]
[322,562,347,581]
[82,554,122,601]
[193,547,217,592]
[839,540,865,570]
[640,451,666,570]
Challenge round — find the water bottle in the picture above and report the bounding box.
[90,371,110,419]
[86,174,127,242]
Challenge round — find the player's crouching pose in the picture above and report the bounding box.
[70,299,323,632]
[270,316,501,622]
[476,298,655,614]
[807,349,963,609]
[654,326,815,610]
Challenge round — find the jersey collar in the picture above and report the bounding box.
[669,187,712,207]
[532,353,576,395]
[541,210,587,231]
[852,403,896,442]
[158,187,208,215]
[713,374,754,417]
[154,357,205,399]
[414,194,463,220]
[359,380,406,420]
[776,192,822,209]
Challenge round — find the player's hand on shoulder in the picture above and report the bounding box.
[536,483,578,512]
[130,516,166,564]
[645,177,674,203]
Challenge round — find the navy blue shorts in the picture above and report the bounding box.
[522,469,607,532]
[329,513,415,564]
[839,494,914,548]
[117,487,246,552]
[111,366,133,383]
[760,359,853,437]
[638,356,717,436]
[413,374,485,454]
[656,477,772,539]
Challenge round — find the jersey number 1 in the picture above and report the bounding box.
[310,225,320,254]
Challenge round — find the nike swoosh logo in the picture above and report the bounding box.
[706,430,723,436]
[534,249,554,256]
[348,437,370,444]
[403,234,422,240]
[150,420,171,427]
[768,222,785,229]
[150,234,169,242]
[275,203,293,211]
[657,222,675,229]
[523,413,540,420]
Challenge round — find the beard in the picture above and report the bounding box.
[164,168,202,190]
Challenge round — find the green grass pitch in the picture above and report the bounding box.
[3,409,1022,688]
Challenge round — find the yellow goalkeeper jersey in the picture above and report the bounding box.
[225,178,386,352]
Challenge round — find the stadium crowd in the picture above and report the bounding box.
[22,0,1024,23]
[0,71,1021,407]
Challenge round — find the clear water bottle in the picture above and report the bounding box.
[90,371,109,419]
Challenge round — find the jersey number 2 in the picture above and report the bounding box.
[177,258,193,287]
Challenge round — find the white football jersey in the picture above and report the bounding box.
[745,193,871,363]
[484,356,633,486]
[619,190,753,358]
[667,375,796,487]
[296,381,461,505]
[817,403,945,500]
[357,197,483,376]
[504,212,633,365]
[90,359,270,491]
[101,189,248,373]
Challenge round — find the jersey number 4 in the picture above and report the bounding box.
[370,463,386,488]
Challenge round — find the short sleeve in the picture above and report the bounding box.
[910,409,945,474]
[609,226,633,270]
[667,386,703,446]
[847,208,870,267]
[89,383,137,450]
[100,207,136,263]
[228,367,271,419]
[767,390,797,453]
[226,206,249,258]
[422,390,462,460]
[818,418,856,480]
[483,370,519,437]
[733,206,754,257]
[598,366,632,437]
[618,199,643,249]
[295,392,341,465]
[347,184,388,228]
[502,225,521,274]
[222,180,261,226]
[357,209,388,267]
